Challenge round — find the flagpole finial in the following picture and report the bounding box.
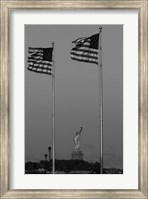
[52,41,54,47]
[99,26,102,32]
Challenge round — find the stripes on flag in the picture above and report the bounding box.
[70,33,99,65]
[27,47,53,75]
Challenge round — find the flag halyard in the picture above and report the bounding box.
[70,33,99,65]
[28,47,53,75]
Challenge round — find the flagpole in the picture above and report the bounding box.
[52,42,55,174]
[99,26,103,174]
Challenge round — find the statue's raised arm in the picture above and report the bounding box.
[79,126,83,134]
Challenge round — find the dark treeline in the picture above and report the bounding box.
[25,159,123,174]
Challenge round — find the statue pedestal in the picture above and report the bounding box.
[71,150,83,160]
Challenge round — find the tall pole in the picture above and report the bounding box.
[52,42,55,174]
[99,26,103,174]
[48,146,51,173]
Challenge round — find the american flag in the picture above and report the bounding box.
[27,47,53,75]
[70,33,99,65]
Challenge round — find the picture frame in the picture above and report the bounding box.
[0,0,147,198]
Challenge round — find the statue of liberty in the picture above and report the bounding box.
[73,127,83,150]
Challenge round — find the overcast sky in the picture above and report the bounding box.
[25,25,123,169]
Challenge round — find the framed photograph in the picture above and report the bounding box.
[0,0,147,198]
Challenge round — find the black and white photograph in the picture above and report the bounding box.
[25,25,123,174]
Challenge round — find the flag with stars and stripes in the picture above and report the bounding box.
[27,47,53,75]
[70,33,99,65]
